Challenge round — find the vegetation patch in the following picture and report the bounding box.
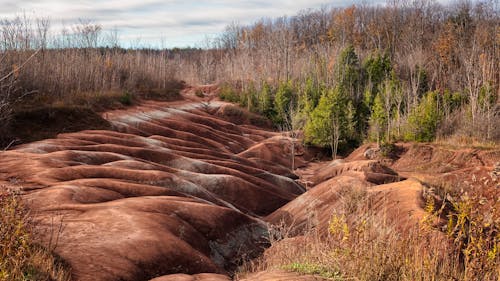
[0,190,71,281]
[283,262,341,279]
[241,179,500,281]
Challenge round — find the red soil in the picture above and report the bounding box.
[0,96,307,281]
[1,86,497,281]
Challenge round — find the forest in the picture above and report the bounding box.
[0,1,499,281]
[0,0,499,153]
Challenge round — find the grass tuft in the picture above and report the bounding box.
[0,189,71,281]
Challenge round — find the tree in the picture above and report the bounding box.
[274,80,295,124]
[335,45,360,100]
[305,87,347,158]
[257,81,274,117]
[280,101,304,171]
[363,51,391,95]
[404,91,441,142]
[369,92,386,146]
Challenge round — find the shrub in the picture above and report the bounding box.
[219,83,240,103]
[119,91,133,106]
[404,91,441,142]
[194,89,204,97]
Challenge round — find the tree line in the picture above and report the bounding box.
[0,1,498,152]
[197,0,499,154]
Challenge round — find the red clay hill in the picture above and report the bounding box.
[0,86,498,281]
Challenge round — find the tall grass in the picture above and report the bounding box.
[239,182,500,281]
[0,189,71,281]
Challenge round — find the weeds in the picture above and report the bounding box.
[0,189,71,281]
[242,179,499,281]
[119,91,133,106]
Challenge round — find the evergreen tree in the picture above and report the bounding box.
[274,80,295,124]
[335,45,360,100]
[363,51,392,96]
[369,92,386,145]
[258,81,274,117]
[404,91,441,142]
[305,87,348,158]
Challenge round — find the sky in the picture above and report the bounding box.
[0,0,456,48]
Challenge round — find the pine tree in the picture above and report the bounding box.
[369,92,386,146]
[404,91,441,142]
[305,87,347,158]
[258,81,273,117]
[335,45,360,100]
[274,80,295,124]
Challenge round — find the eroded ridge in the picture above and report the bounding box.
[0,100,305,281]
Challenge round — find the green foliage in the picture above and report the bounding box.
[363,51,392,95]
[219,83,240,103]
[119,91,133,106]
[335,45,360,97]
[345,100,357,141]
[304,87,353,156]
[369,92,387,142]
[273,80,295,124]
[240,84,258,111]
[257,81,275,118]
[404,91,441,142]
[379,142,397,157]
[284,262,341,279]
[478,83,497,108]
[302,77,322,112]
[442,90,465,114]
[194,89,204,97]
[415,66,429,96]
[305,89,335,148]
[359,51,392,136]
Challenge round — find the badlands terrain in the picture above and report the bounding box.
[0,88,498,281]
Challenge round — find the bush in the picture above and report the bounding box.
[194,89,204,97]
[219,83,240,103]
[119,91,133,106]
[404,91,441,142]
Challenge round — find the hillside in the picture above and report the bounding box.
[0,87,498,281]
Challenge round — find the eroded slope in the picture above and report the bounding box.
[0,100,305,281]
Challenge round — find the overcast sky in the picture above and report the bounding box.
[1,0,456,48]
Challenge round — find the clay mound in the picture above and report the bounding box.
[344,143,374,161]
[346,142,499,173]
[267,176,426,235]
[238,136,308,170]
[392,143,499,172]
[309,159,401,186]
[0,100,309,281]
[368,179,427,226]
[379,143,499,190]
[266,175,372,235]
[214,104,272,128]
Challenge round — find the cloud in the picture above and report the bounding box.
[0,0,455,48]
